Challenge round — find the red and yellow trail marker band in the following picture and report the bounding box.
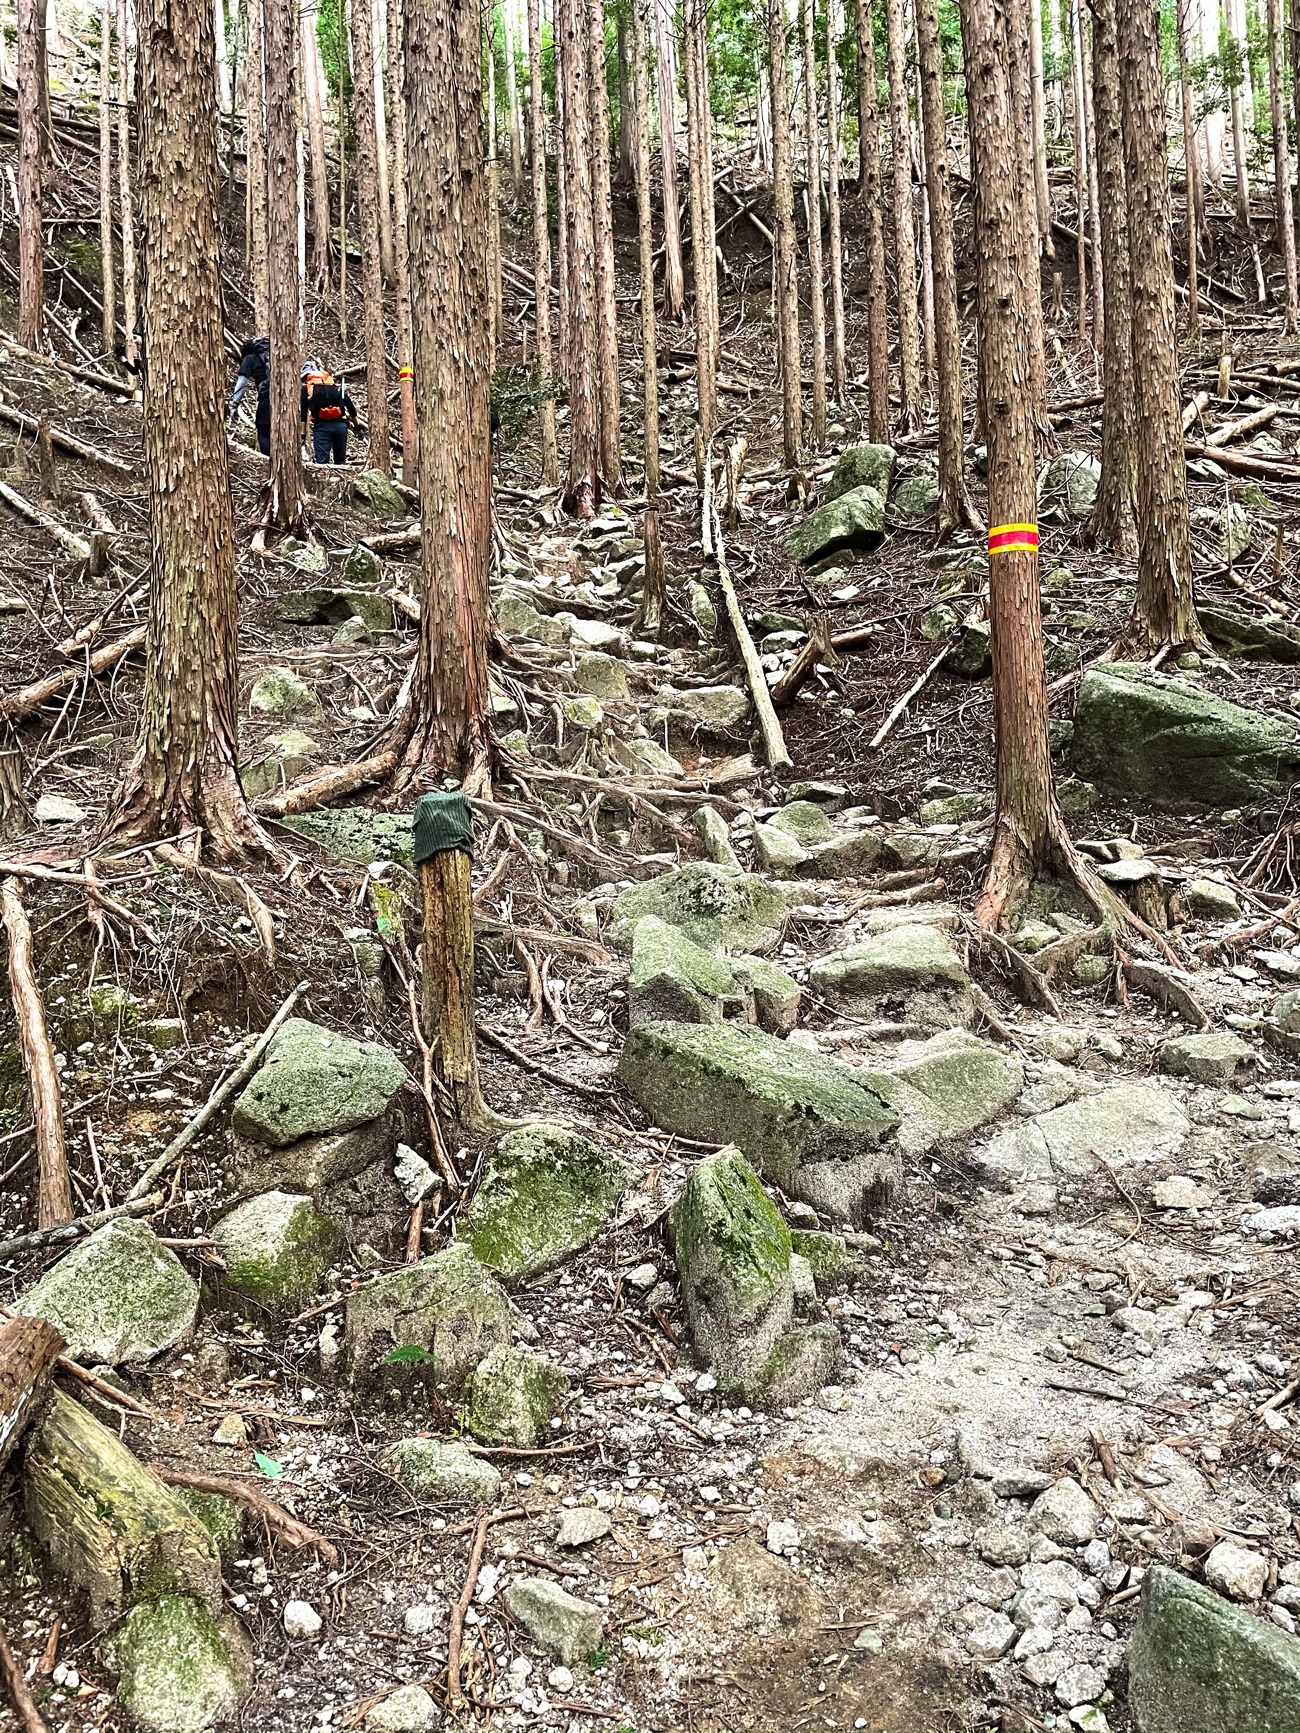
[987,522,1039,557]
[399,366,414,381]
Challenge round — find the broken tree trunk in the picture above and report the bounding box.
[414,793,488,1131]
[23,1390,222,1629]
[0,1315,64,1474]
[1,879,71,1229]
[710,502,792,768]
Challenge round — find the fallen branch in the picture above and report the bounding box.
[0,1193,161,1263]
[125,982,309,1201]
[155,1469,339,1564]
[2,879,71,1229]
[476,1023,609,1098]
[871,600,985,752]
[362,524,420,553]
[446,1514,491,1713]
[710,499,791,768]
[0,1618,47,1733]
[1,625,146,724]
[254,749,400,819]
[0,402,135,476]
[0,332,136,397]
[1185,442,1300,480]
[1180,390,1211,431]
[771,614,838,709]
[0,480,92,569]
[1205,405,1278,447]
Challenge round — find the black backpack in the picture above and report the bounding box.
[306,378,346,421]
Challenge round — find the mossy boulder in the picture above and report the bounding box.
[826,442,896,502]
[629,914,737,1025]
[783,484,886,564]
[18,1219,198,1368]
[670,1149,841,1404]
[278,587,395,633]
[231,1018,405,1147]
[226,1118,392,1204]
[884,1028,1025,1140]
[103,1596,251,1733]
[789,1228,855,1288]
[918,792,988,827]
[210,1192,339,1312]
[771,800,836,846]
[464,1124,627,1282]
[248,667,319,717]
[732,954,802,1034]
[618,1020,900,1224]
[278,536,329,576]
[497,589,569,646]
[1040,449,1100,517]
[1158,1030,1254,1084]
[503,1576,605,1666]
[341,544,383,587]
[1199,602,1300,663]
[573,652,630,699]
[354,469,407,515]
[280,807,415,865]
[753,821,809,875]
[563,695,604,732]
[891,460,941,520]
[608,863,789,955]
[464,1345,568,1446]
[173,1492,244,1566]
[343,1241,517,1399]
[1073,663,1300,803]
[384,1438,502,1504]
[1127,1563,1300,1733]
[240,728,318,801]
[944,621,993,678]
[662,684,750,732]
[809,923,974,1030]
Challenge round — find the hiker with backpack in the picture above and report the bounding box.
[228,335,272,454]
[300,360,358,465]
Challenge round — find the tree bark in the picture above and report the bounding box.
[1071,0,1089,338]
[264,0,304,527]
[632,0,660,499]
[401,0,493,776]
[1005,0,1049,422]
[245,0,269,330]
[916,0,977,536]
[959,0,1066,931]
[1,879,71,1229]
[373,0,394,287]
[1029,0,1052,233]
[885,0,920,429]
[1086,0,1137,554]
[825,0,846,402]
[855,0,889,441]
[486,6,503,360]
[588,0,625,491]
[1117,0,1203,651]
[1266,0,1298,329]
[527,0,560,484]
[617,7,634,183]
[1227,0,1252,227]
[387,0,418,484]
[99,0,117,357]
[351,0,393,473]
[1176,0,1200,336]
[0,1315,64,1476]
[117,0,261,857]
[684,0,719,447]
[418,836,485,1127]
[559,0,600,513]
[653,0,685,318]
[17,0,44,350]
[302,0,332,287]
[769,0,803,466]
[117,0,140,371]
[802,0,827,445]
[1082,3,1105,348]
[503,0,525,195]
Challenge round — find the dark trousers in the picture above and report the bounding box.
[256,410,270,457]
[312,421,349,465]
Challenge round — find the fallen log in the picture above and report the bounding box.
[1205,405,1279,447]
[0,402,135,477]
[1185,442,1300,481]
[0,333,136,398]
[0,625,146,724]
[23,1390,223,1629]
[0,478,92,560]
[771,614,838,708]
[710,499,791,768]
[0,1619,47,1733]
[0,1315,65,1474]
[1,879,71,1229]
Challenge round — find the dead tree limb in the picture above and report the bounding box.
[0,479,92,561]
[1,879,71,1229]
[0,1619,47,1733]
[155,1469,339,1565]
[0,402,135,476]
[710,500,791,768]
[0,626,146,725]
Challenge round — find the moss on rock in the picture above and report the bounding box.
[231,1018,405,1147]
[464,1345,568,1446]
[464,1123,627,1282]
[384,1438,502,1503]
[211,1191,339,1312]
[609,863,790,955]
[103,1595,250,1733]
[17,1218,198,1368]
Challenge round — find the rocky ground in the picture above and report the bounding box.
[1,198,1300,1733]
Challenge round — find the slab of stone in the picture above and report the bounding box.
[771,800,836,846]
[783,484,886,563]
[732,954,802,1035]
[364,1685,439,1733]
[249,667,319,718]
[608,864,789,954]
[1159,1031,1254,1084]
[573,652,629,699]
[354,469,406,515]
[211,1192,339,1313]
[1205,1542,1268,1601]
[18,1219,198,1368]
[1073,664,1300,804]
[1200,602,1300,664]
[892,461,941,520]
[980,1083,1189,1182]
[464,1123,627,1282]
[277,587,394,632]
[808,923,974,1030]
[661,684,750,732]
[1182,879,1242,921]
[498,589,569,646]
[103,1596,250,1733]
[464,1345,568,1447]
[556,1507,612,1548]
[629,913,737,1025]
[1041,449,1101,517]
[231,1018,405,1147]
[691,806,741,872]
[343,1241,517,1399]
[502,1577,604,1666]
[669,1147,840,1404]
[1151,1175,1214,1210]
[226,1118,392,1201]
[826,442,896,502]
[1128,1562,1300,1733]
[279,808,414,865]
[384,1438,502,1504]
[883,1028,1025,1140]
[753,822,808,875]
[620,1021,900,1224]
